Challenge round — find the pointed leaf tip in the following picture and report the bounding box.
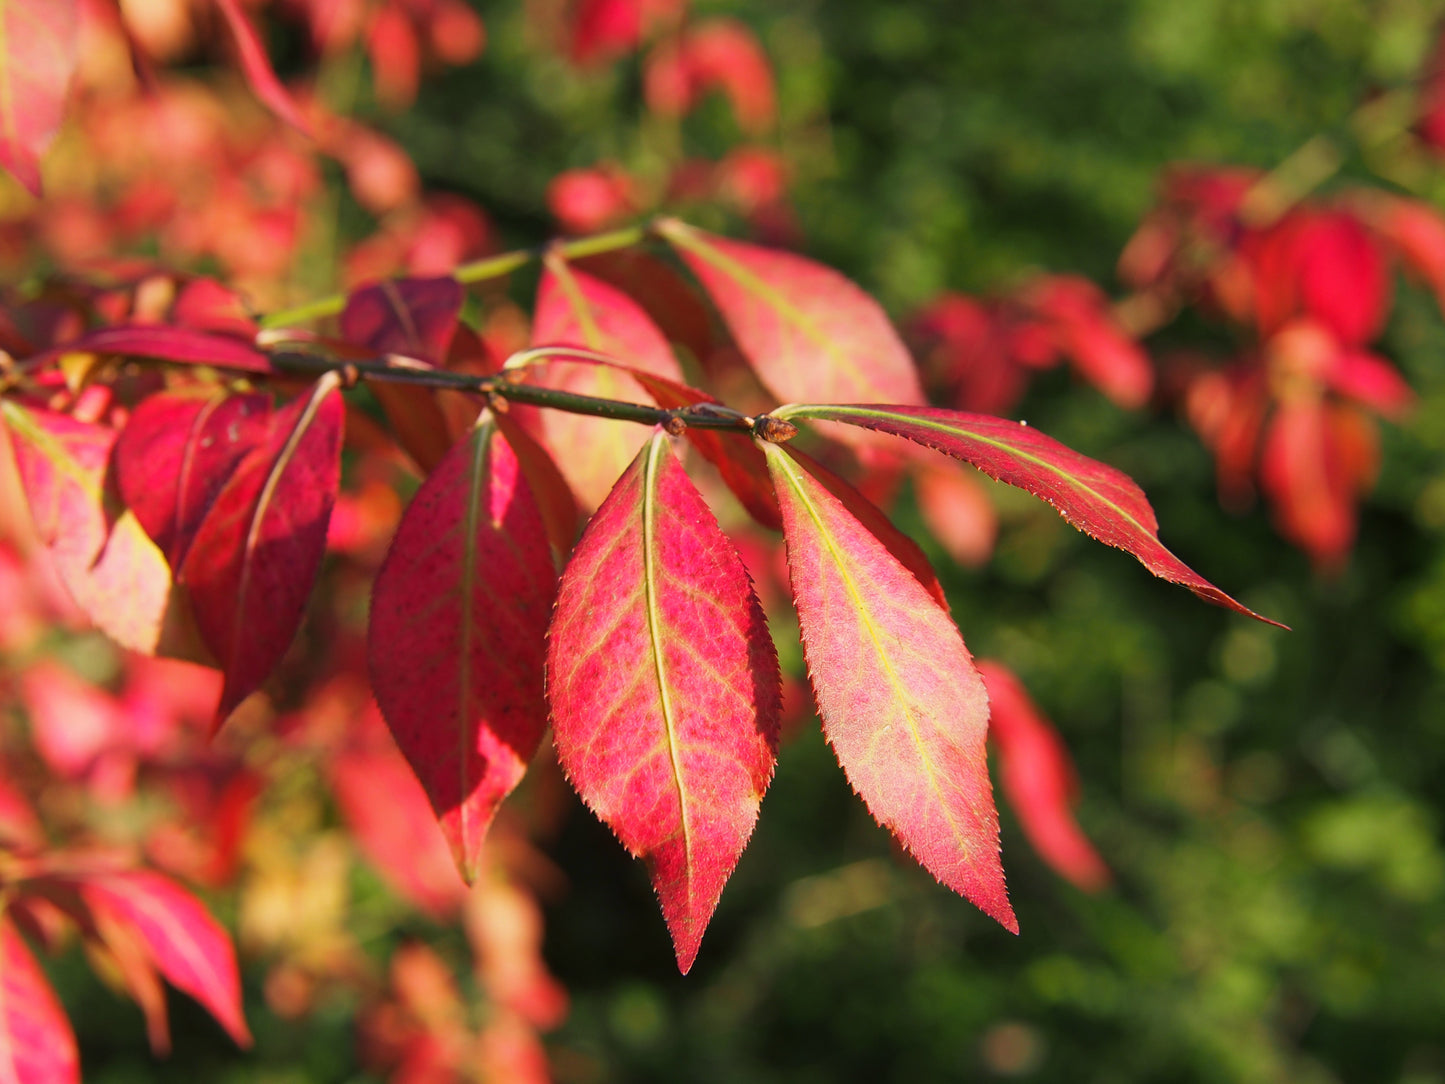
[548,432,781,970]
[763,442,1016,932]
[778,404,1286,629]
[369,418,556,882]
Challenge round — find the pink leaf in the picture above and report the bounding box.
[32,324,274,374]
[0,915,79,1084]
[181,375,345,727]
[776,404,1283,626]
[369,416,556,882]
[548,431,780,971]
[0,0,79,196]
[1,401,173,653]
[529,258,685,508]
[114,390,273,569]
[75,871,251,1047]
[763,441,1015,932]
[212,0,312,136]
[656,219,925,407]
[977,660,1110,892]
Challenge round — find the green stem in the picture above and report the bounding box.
[259,224,651,329]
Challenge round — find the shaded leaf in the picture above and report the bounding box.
[80,899,171,1054]
[763,441,1015,931]
[76,872,251,1046]
[548,431,780,972]
[657,219,924,406]
[1,401,173,653]
[529,259,684,507]
[370,416,556,881]
[0,0,78,196]
[0,914,78,1084]
[182,375,345,726]
[32,324,274,374]
[114,390,273,570]
[341,276,465,472]
[212,0,312,136]
[493,411,578,560]
[977,660,1110,892]
[777,403,1283,626]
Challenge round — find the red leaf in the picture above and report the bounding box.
[777,404,1283,627]
[763,442,1015,932]
[548,431,780,971]
[493,411,579,559]
[0,0,79,197]
[75,872,251,1046]
[657,219,925,408]
[80,894,172,1053]
[31,324,274,374]
[340,277,465,472]
[1,401,173,653]
[977,660,1110,892]
[0,915,79,1084]
[212,0,312,136]
[1026,276,1153,409]
[369,416,556,881]
[114,390,273,569]
[181,375,345,726]
[529,258,684,508]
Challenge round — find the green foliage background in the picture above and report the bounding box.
[61,0,1445,1080]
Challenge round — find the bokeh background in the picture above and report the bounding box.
[5,0,1445,1081]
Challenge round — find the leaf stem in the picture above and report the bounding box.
[259,225,651,329]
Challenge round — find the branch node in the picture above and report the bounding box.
[752,414,799,443]
[665,413,688,437]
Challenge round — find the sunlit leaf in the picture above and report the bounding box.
[548,431,780,971]
[76,872,251,1047]
[0,0,78,196]
[370,415,556,881]
[529,258,684,508]
[1,401,173,653]
[114,390,273,570]
[181,375,345,726]
[0,914,78,1084]
[763,441,1015,931]
[657,219,925,407]
[776,403,1283,626]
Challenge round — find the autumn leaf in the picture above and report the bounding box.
[763,441,1015,932]
[1,401,173,653]
[656,219,925,407]
[0,0,78,196]
[529,257,684,507]
[340,276,465,472]
[212,0,312,136]
[75,871,251,1047]
[775,403,1283,626]
[369,415,556,882]
[0,914,79,1084]
[30,324,274,374]
[977,660,1110,892]
[181,375,345,727]
[114,390,273,570]
[548,431,780,971]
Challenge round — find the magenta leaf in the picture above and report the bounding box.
[0,914,78,1084]
[775,404,1284,626]
[114,390,273,570]
[763,441,1016,932]
[369,415,557,882]
[548,431,780,972]
[76,871,251,1047]
[529,258,686,508]
[656,218,925,406]
[181,375,345,726]
[1,401,172,653]
[31,324,274,374]
[212,0,312,136]
[0,0,78,197]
